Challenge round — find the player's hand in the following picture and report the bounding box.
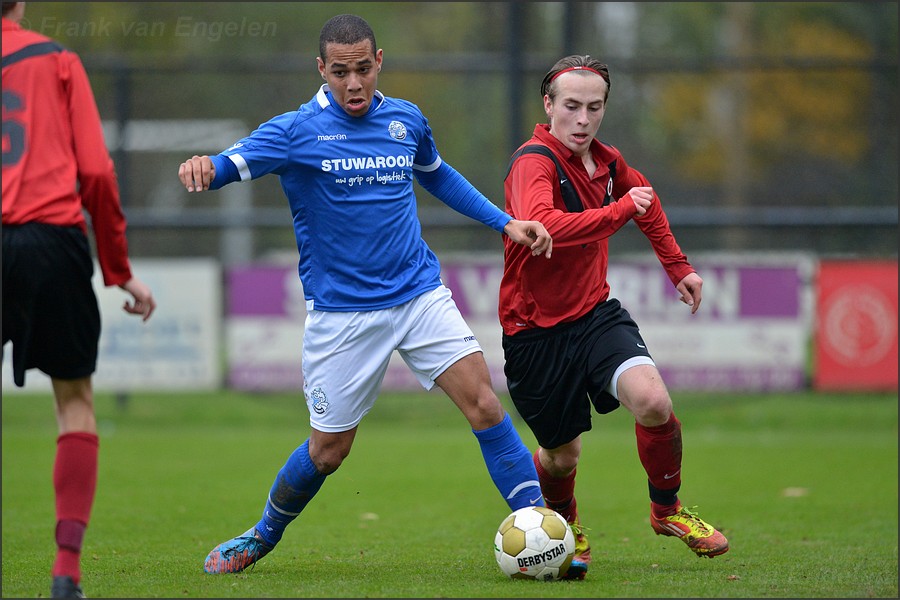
[119,277,157,322]
[178,155,215,192]
[504,219,553,259]
[676,272,703,314]
[625,186,653,217]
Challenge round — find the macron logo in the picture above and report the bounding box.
[317,133,348,141]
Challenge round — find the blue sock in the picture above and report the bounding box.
[473,413,544,511]
[254,439,327,547]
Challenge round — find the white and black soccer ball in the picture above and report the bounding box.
[493,506,575,580]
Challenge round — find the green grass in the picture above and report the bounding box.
[2,389,897,598]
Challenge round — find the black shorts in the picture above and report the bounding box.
[502,298,652,450]
[2,223,101,387]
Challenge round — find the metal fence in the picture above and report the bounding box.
[65,2,896,264]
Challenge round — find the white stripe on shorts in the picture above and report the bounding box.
[607,355,656,400]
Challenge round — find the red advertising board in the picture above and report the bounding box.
[814,260,898,391]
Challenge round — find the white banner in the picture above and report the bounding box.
[2,258,222,393]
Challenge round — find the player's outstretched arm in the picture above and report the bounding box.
[503,220,553,258]
[178,155,216,192]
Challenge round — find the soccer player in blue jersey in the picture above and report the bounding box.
[177,14,553,574]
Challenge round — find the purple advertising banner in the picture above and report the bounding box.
[226,265,306,390]
[225,253,813,392]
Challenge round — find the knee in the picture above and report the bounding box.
[436,354,504,429]
[310,450,345,476]
[53,381,97,435]
[545,452,578,477]
[633,390,673,426]
[541,440,581,477]
[459,389,505,430]
[308,442,351,475]
[617,365,673,427]
[476,393,505,424]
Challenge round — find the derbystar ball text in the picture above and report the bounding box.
[516,542,568,568]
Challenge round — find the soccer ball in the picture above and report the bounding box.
[494,506,575,580]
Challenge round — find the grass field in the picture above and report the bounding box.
[2,389,897,598]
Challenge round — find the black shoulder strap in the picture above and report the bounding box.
[505,144,584,213]
[603,153,617,207]
[2,41,64,69]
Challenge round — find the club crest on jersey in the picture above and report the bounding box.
[388,120,407,140]
[308,386,329,415]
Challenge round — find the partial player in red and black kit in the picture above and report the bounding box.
[2,2,156,597]
[499,54,729,580]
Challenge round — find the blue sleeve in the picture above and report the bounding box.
[208,113,293,191]
[415,161,512,233]
[209,155,239,191]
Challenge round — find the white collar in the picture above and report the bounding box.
[316,84,385,113]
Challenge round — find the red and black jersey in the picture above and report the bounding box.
[2,17,132,286]
[499,123,695,336]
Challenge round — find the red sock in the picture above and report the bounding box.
[635,412,682,502]
[532,449,578,523]
[651,500,682,518]
[52,432,99,583]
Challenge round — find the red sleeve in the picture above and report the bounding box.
[613,156,695,286]
[63,51,133,287]
[507,153,637,248]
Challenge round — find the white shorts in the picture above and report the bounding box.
[302,285,482,433]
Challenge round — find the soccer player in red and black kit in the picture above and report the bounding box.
[2,3,156,598]
[500,55,729,580]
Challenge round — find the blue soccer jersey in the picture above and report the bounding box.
[209,85,510,311]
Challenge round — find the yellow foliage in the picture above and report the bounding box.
[658,19,874,183]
